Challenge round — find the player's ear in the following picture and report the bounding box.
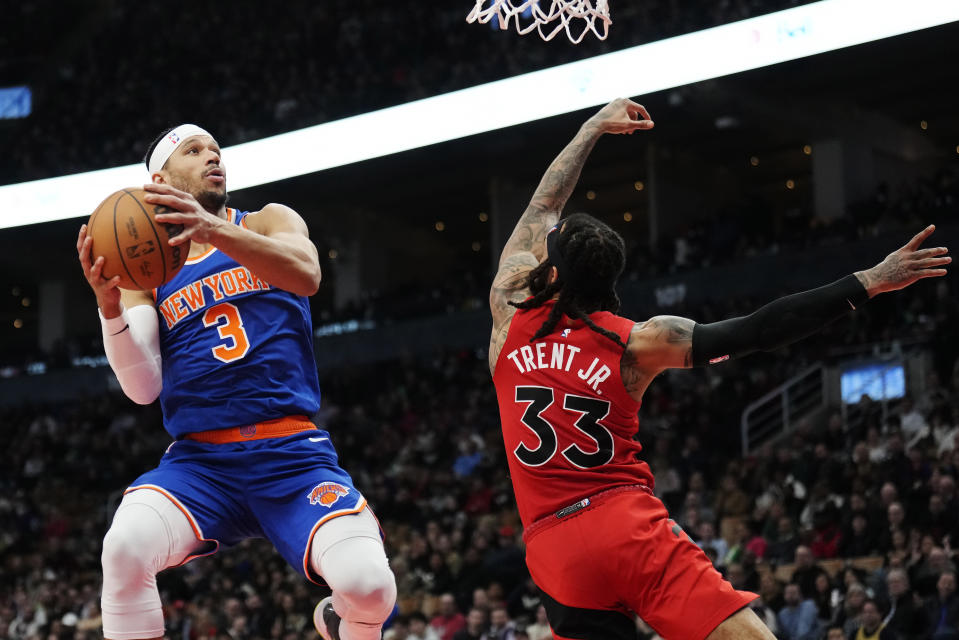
[547,266,559,284]
[151,172,166,185]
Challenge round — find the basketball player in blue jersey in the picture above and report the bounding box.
[76,124,393,640]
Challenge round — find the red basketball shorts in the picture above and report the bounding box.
[523,485,756,640]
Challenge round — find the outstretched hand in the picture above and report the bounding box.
[588,98,654,135]
[856,225,950,297]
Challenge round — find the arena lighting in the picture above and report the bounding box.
[1,0,957,230]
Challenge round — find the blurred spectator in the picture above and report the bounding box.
[505,578,540,622]
[453,608,487,640]
[386,615,411,640]
[524,606,550,640]
[430,594,465,640]
[881,568,928,640]
[840,514,879,559]
[777,582,820,640]
[836,583,870,637]
[914,549,958,599]
[924,571,959,639]
[792,546,830,600]
[483,606,515,640]
[900,397,930,445]
[824,625,846,640]
[811,572,841,627]
[695,521,729,568]
[768,515,801,565]
[850,599,897,640]
[410,611,441,640]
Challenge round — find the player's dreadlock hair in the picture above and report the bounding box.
[509,213,627,348]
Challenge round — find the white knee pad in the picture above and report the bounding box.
[311,508,397,626]
[101,489,203,640]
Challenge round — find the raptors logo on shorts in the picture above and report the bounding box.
[308,482,350,508]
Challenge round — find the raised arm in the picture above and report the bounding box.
[497,98,654,270]
[620,225,950,398]
[145,184,322,297]
[489,98,654,373]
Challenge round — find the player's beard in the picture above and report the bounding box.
[197,188,228,211]
[167,174,228,213]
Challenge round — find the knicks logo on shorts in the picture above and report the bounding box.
[308,482,350,508]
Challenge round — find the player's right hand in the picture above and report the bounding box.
[588,98,654,135]
[77,223,122,316]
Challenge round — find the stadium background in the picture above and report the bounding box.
[1,1,958,639]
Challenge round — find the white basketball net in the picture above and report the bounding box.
[467,0,611,44]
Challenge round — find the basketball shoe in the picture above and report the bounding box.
[313,596,341,640]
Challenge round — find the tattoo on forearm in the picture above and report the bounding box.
[503,124,603,261]
[531,123,603,212]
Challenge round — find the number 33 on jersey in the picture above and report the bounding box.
[493,301,655,525]
[153,209,321,440]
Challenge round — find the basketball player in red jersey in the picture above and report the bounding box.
[488,98,950,640]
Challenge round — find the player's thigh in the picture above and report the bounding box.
[527,490,756,640]
[247,434,369,582]
[619,505,756,639]
[125,440,260,547]
[705,607,777,640]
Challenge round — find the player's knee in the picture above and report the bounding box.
[101,505,169,590]
[333,555,396,621]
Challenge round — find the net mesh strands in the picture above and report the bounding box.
[467,0,611,43]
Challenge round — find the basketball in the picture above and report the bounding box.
[87,188,189,290]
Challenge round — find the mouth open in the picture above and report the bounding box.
[205,168,225,185]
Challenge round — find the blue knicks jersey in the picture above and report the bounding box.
[154,209,321,438]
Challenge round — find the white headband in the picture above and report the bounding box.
[148,124,214,174]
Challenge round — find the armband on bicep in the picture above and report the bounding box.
[692,274,869,367]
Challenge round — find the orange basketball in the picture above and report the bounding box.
[87,188,190,290]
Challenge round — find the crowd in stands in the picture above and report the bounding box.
[3,236,959,639]
[625,168,959,280]
[0,0,817,185]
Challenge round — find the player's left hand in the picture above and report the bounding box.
[143,183,226,246]
[857,224,950,296]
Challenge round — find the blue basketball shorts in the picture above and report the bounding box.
[126,428,367,583]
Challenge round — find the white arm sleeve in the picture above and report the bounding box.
[100,303,163,405]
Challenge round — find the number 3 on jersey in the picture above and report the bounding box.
[202,302,250,363]
[514,386,614,469]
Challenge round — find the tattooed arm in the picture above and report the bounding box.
[489,253,542,372]
[620,225,949,400]
[490,98,655,374]
[620,316,695,398]
[497,98,654,269]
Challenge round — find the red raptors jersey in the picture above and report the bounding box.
[493,300,655,526]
